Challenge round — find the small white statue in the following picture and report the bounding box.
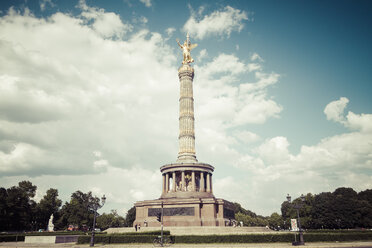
[47,214,55,232]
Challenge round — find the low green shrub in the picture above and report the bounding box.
[306,229,372,233]
[174,234,293,243]
[77,235,91,244]
[26,231,87,236]
[112,230,170,236]
[304,232,372,242]
[77,234,170,244]
[77,232,372,244]
[0,235,25,242]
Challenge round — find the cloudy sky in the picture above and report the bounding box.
[0,0,371,216]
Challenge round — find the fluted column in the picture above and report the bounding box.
[210,174,213,193]
[162,174,166,193]
[171,172,176,191]
[177,64,197,162]
[165,173,169,192]
[181,171,185,191]
[200,172,205,192]
[191,171,195,191]
[206,173,211,193]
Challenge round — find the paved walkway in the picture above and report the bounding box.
[1,242,372,248]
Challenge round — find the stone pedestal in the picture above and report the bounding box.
[134,197,235,227]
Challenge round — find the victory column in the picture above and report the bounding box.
[133,34,235,227]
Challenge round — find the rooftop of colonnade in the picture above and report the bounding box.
[160,162,214,174]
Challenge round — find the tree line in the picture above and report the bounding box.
[0,181,135,232]
[1,181,371,232]
[281,187,372,229]
[233,187,372,230]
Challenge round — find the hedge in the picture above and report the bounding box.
[77,235,172,244]
[307,229,372,233]
[304,232,372,242]
[174,233,372,243]
[173,234,293,243]
[2,231,371,244]
[0,235,25,242]
[25,231,88,236]
[77,232,372,244]
[111,230,171,236]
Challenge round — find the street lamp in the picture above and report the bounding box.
[89,194,106,247]
[287,193,305,246]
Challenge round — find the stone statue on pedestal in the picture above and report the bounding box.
[47,214,54,232]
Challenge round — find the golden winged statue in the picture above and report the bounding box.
[177,33,198,64]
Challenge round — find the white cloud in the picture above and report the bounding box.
[233,130,260,144]
[40,0,54,11]
[199,53,247,78]
[197,49,208,61]
[193,53,282,150]
[255,137,292,165]
[324,97,372,133]
[0,4,178,178]
[345,111,372,133]
[165,27,175,37]
[251,52,263,62]
[79,0,132,38]
[0,165,161,213]
[226,98,372,214]
[324,97,349,123]
[139,0,152,8]
[183,6,249,40]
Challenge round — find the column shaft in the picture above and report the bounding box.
[191,171,196,191]
[206,173,211,193]
[200,172,205,192]
[172,172,176,192]
[181,171,185,191]
[162,174,166,193]
[165,173,169,193]
[210,174,213,193]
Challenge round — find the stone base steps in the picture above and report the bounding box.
[106,226,276,235]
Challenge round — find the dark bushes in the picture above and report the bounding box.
[77,231,372,244]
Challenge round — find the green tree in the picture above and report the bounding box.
[332,187,360,228]
[35,188,62,230]
[232,202,268,227]
[0,187,9,231]
[96,210,125,230]
[358,189,372,228]
[124,206,136,227]
[268,212,283,230]
[56,191,98,230]
[232,202,257,217]
[5,181,37,231]
[281,193,313,229]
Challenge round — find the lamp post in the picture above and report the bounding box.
[89,194,106,247]
[287,193,305,246]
